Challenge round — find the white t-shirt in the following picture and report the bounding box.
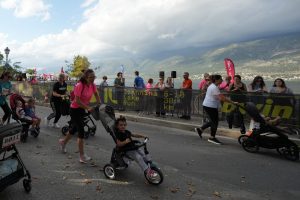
[203,83,220,108]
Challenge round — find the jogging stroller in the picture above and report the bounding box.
[99,104,164,185]
[0,123,32,192]
[238,102,299,161]
[9,94,39,142]
[61,108,97,139]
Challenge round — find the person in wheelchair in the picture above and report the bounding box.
[114,116,158,179]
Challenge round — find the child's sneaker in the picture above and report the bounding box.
[59,139,67,153]
[146,168,158,179]
[79,154,91,163]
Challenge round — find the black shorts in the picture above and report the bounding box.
[69,107,86,139]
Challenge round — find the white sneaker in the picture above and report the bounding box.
[44,117,50,126]
[79,154,91,163]
[53,123,60,128]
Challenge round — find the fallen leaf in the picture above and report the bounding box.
[80,172,86,176]
[169,187,180,193]
[213,191,221,198]
[150,195,159,199]
[62,176,67,180]
[83,179,92,184]
[68,155,73,159]
[96,184,102,192]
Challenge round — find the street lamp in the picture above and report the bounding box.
[4,47,10,69]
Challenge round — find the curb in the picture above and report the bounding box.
[115,112,300,145]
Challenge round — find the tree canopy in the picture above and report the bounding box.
[70,55,91,78]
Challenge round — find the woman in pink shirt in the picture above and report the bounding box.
[59,69,101,163]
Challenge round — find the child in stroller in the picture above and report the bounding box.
[9,94,40,142]
[238,102,299,161]
[99,105,163,185]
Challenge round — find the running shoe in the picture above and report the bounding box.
[194,128,203,139]
[59,139,67,153]
[79,154,92,163]
[208,137,222,145]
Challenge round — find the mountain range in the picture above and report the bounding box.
[96,32,300,81]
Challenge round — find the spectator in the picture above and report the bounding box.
[155,78,166,117]
[248,76,268,93]
[100,76,108,87]
[198,73,210,90]
[219,76,232,91]
[134,71,145,89]
[248,76,268,104]
[134,71,145,112]
[45,73,67,128]
[180,72,192,120]
[227,75,247,134]
[59,69,101,163]
[114,72,125,111]
[165,77,174,89]
[145,78,155,115]
[269,78,294,106]
[195,75,237,145]
[99,75,108,103]
[0,72,12,124]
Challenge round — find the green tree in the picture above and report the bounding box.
[26,69,35,75]
[70,55,90,78]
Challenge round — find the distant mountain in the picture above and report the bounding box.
[96,32,300,81]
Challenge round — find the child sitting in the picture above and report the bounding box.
[114,116,158,179]
[24,98,41,130]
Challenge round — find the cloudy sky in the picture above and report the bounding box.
[1,0,300,73]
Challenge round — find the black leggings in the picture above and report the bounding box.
[47,100,62,123]
[1,102,12,123]
[69,108,86,139]
[201,106,219,137]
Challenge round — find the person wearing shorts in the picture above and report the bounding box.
[58,69,101,163]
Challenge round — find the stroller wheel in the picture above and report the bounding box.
[103,164,116,180]
[23,179,31,193]
[144,166,164,185]
[30,129,39,138]
[89,127,96,136]
[283,145,299,161]
[238,135,249,144]
[61,126,69,136]
[84,132,90,139]
[241,138,259,153]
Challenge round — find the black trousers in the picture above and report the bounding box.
[69,108,86,139]
[201,106,219,137]
[182,90,192,116]
[47,100,62,123]
[1,102,12,123]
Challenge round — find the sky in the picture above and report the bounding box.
[1,0,300,74]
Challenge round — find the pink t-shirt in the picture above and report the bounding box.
[219,81,230,91]
[71,82,97,108]
[198,79,207,90]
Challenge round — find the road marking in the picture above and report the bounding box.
[67,178,133,185]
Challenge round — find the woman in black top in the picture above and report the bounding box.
[45,74,67,128]
[226,75,247,134]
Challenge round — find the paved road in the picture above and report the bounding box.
[1,106,299,200]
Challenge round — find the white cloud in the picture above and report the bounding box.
[3,0,300,71]
[0,0,51,21]
[81,0,98,8]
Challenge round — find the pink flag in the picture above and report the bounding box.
[224,58,235,83]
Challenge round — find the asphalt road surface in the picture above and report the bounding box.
[0,106,299,200]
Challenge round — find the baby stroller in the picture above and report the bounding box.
[9,94,39,142]
[238,102,299,161]
[98,104,164,185]
[0,123,32,192]
[61,109,97,139]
